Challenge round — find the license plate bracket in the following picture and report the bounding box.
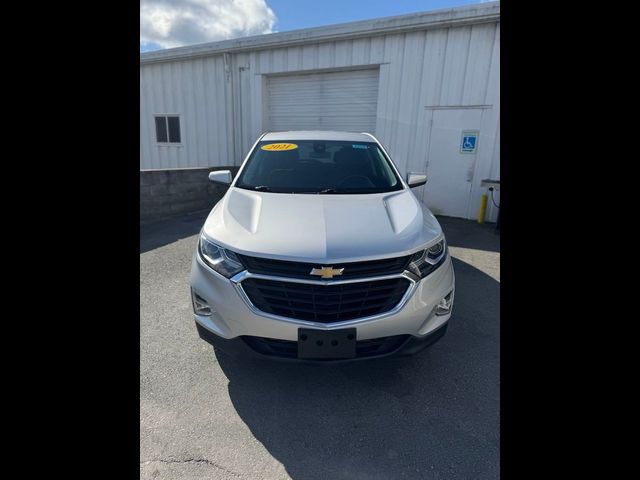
[297,328,356,359]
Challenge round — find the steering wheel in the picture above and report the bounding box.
[337,175,375,188]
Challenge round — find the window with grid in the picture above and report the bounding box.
[154,115,181,144]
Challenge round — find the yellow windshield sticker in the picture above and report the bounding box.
[261,143,298,151]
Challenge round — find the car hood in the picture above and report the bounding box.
[202,187,443,263]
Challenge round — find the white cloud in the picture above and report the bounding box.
[140,0,277,49]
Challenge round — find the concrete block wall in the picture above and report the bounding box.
[140,167,239,223]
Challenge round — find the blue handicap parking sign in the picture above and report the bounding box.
[461,131,479,153]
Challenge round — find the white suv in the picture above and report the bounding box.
[190,131,454,362]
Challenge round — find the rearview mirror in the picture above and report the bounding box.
[208,170,232,185]
[407,172,427,188]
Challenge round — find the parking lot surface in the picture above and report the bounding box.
[140,212,500,479]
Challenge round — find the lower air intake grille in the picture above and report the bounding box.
[243,335,410,359]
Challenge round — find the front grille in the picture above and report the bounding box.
[243,335,409,359]
[240,277,411,323]
[236,253,412,280]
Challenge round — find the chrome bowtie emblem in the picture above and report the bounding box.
[310,266,345,279]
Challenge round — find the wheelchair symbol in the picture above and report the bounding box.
[461,132,478,153]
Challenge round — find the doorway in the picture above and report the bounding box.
[422,108,486,218]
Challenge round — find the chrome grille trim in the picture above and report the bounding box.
[230,271,417,328]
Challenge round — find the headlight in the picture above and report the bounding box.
[198,235,245,278]
[407,239,447,279]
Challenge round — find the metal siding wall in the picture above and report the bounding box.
[231,52,254,163]
[463,24,497,104]
[193,59,205,166]
[408,28,449,201]
[421,29,449,107]
[140,55,233,169]
[487,118,500,222]
[395,32,426,176]
[317,42,335,68]
[485,23,500,222]
[139,21,500,221]
[440,27,472,106]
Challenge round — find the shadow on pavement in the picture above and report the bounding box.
[437,216,500,253]
[215,254,500,479]
[140,211,208,254]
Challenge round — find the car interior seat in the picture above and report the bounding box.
[264,149,299,187]
[333,147,376,188]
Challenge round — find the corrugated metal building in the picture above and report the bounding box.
[140,1,500,221]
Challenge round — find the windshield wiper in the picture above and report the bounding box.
[253,185,272,192]
[289,188,338,194]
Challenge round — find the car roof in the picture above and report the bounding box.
[261,131,377,142]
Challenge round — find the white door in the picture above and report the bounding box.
[267,69,379,132]
[422,108,484,218]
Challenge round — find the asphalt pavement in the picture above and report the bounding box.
[140,212,500,479]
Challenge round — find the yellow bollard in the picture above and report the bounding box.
[478,193,488,224]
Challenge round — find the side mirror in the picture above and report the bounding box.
[208,170,232,185]
[407,172,427,188]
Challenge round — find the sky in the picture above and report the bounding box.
[140,0,491,52]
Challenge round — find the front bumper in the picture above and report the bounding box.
[190,251,455,360]
[196,320,448,363]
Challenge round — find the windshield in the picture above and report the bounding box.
[235,140,404,194]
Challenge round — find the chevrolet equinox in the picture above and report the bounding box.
[190,131,454,362]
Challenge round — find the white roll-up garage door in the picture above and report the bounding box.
[267,68,379,133]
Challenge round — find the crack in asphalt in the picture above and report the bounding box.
[141,458,243,477]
